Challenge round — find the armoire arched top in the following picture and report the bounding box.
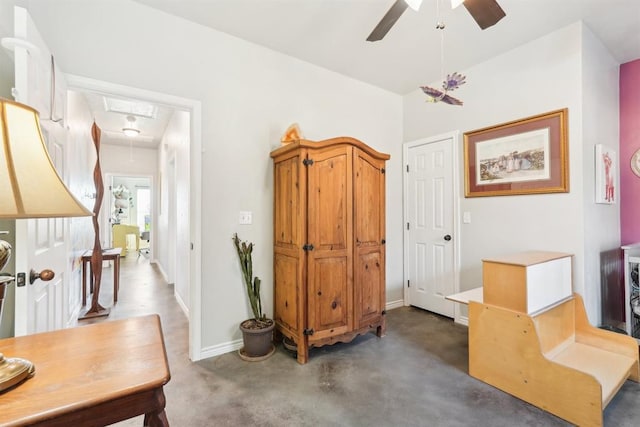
[270,136,391,161]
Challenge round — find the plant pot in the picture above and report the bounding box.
[239,318,275,361]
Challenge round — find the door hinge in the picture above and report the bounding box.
[381,168,386,174]
[407,280,410,288]
[303,244,314,251]
[303,328,314,336]
[303,158,314,166]
[381,310,387,316]
[381,239,386,244]
[406,164,409,173]
[406,222,410,230]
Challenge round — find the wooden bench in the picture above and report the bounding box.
[469,293,639,427]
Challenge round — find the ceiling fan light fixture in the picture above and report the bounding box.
[404,0,423,11]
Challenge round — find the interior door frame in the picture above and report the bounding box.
[66,74,203,361]
[402,131,463,323]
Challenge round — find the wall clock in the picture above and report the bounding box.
[632,148,640,178]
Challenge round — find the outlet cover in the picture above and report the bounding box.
[239,211,252,225]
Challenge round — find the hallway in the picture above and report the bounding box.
[85,255,639,427]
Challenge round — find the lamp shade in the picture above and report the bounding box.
[0,98,93,218]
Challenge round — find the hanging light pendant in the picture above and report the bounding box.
[122,115,140,137]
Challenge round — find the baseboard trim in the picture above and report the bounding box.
[174,291,189,318]
[386,299,405,311]
[153,261,169,283]
[200,339,243,359]
[455,315,469,326]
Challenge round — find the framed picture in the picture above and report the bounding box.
[595,144,616,204]
[464,109,569,197]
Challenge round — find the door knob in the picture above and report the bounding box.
[444,235,452,241]
[29,268,55,285]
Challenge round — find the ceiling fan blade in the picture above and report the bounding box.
[367,0,409,42]
[463,0,506,30]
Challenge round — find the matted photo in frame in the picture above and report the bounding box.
[464,109,569,197]
[595,144,616,204]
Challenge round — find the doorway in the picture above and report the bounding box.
[403,132,460,319]
[106,174,153,258]
[67,74,203,361]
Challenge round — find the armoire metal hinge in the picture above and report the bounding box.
[303,244,314,251]
[381,168,386,174]
[303,328,314,336]
[381,310,387,315]
[303,158,314,166]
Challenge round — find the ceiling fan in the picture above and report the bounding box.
[367,0,506,41]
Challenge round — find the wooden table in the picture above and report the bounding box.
[81,248,122,306]
[0,315,171,426]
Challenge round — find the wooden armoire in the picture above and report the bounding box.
[270,137,389,364]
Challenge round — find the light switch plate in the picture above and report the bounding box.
[463,211,471,224]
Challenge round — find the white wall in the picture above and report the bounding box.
[580,24,621,322]
[157,110,190,312]
[404,22,619,324]
[25,0,403,354]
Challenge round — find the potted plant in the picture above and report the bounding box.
[233,233,275,361]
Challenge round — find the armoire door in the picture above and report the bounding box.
[306,146,353,340]
[273,152,306,336]
[354,149,386,329]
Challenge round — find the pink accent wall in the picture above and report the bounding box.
[621,59,640,245]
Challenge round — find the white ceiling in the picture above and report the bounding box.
[77,90,173,149]
[133,0,640,95]
[88,0,640,146]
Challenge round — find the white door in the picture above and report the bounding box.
[404,134,457,317]
[12,6,69,335]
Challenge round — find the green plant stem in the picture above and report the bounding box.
[233,233,265,321]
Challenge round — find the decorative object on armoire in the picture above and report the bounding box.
[280,123,304,144]
[79,122,110,320]
[271,137,389,364]
[595,144,616,204]
[232,234,275,361]
[464,109,569,197]
[630,148,640,178]
[0,98,92,392]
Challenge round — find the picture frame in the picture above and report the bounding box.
[595,144,616,204]
[464,109,569,197]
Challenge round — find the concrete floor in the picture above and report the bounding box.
[91,255,640,427]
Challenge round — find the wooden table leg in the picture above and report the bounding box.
[114,255,120,304]
[82,259,87,307]
[143,387,169,427]
[144,410,169,427]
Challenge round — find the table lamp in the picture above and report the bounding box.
[0,98,92,392]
